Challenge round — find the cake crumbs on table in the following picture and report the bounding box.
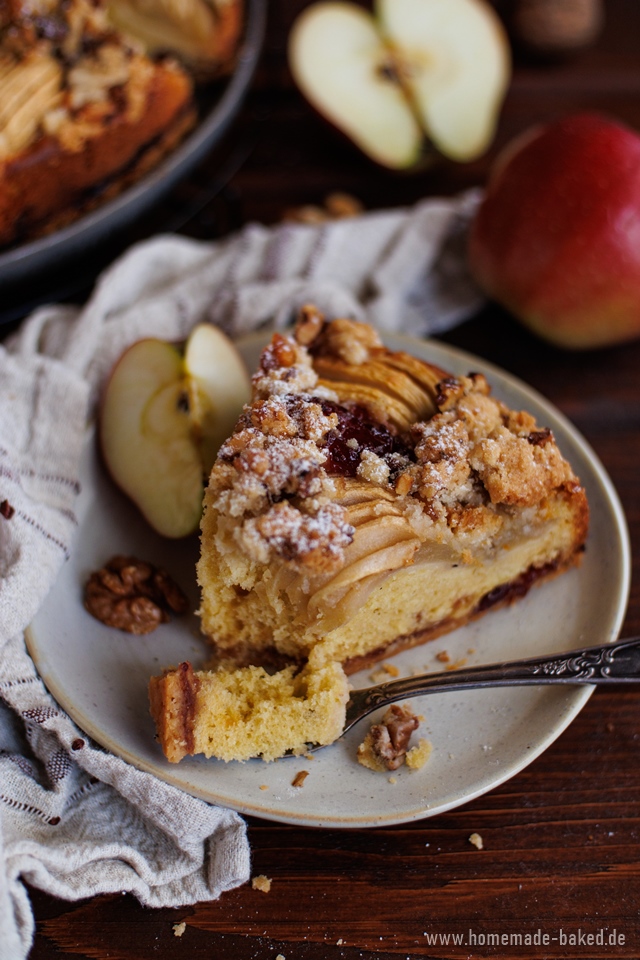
[436,650,450,663]
[252,875,272,892]
[469,832,484,850]
[172,921,186,937]
[259,784,269,790]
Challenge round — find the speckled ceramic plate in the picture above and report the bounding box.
[25,334,630,828]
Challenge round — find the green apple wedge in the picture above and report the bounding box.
[289,1,424,170]
[100,325,250,538]
[377,0,511,163]
[184,323,251,475]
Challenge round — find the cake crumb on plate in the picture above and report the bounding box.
[406,739,432,770]
[292,770,309,788]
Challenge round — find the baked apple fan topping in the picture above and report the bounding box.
[0,50,62,159]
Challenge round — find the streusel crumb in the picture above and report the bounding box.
[252,874,272,892]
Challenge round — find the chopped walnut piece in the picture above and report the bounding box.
[252,333,318,399]
[310,316,382,366]
[268,333,298,369]
[84,555,188,635]
[291,769,309,788]
[435,373,490,412]
[283,191,363,224]
[295,304,325,346]
[283,203,330,225]
[394,471,413,497]
[325,191,363,218]
[357,704,420,772]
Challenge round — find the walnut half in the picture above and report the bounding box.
[84,555,188,635]
[357,704,420,772]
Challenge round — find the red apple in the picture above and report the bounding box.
[468,112,640,349]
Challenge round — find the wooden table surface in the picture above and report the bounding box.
[26,1,640,957]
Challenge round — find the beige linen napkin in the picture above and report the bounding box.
[0,190,483,958]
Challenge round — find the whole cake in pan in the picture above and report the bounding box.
[150,307,589,762]
[0,0,242,246]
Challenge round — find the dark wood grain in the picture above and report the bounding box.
[26,2,640,957]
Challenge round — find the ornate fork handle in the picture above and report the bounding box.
[344,636,640,733]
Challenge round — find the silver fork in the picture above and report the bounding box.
[326,636,640,746]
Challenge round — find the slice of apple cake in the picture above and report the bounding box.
[150,307,588,762]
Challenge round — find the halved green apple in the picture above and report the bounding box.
[288,0,511,168]
[100,324,250,538]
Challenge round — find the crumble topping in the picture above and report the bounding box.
[252,332,319,399]
[209,392,354,573]
[67,43,132,109]
[239,500,354,571]
[312,315,383,365]
[205,307,579,576]
[357,449,391,485]
[470,425,570,506]
[249,394,338,443]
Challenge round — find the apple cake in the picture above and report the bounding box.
[0,0,242,247]
[150,307,589,762]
